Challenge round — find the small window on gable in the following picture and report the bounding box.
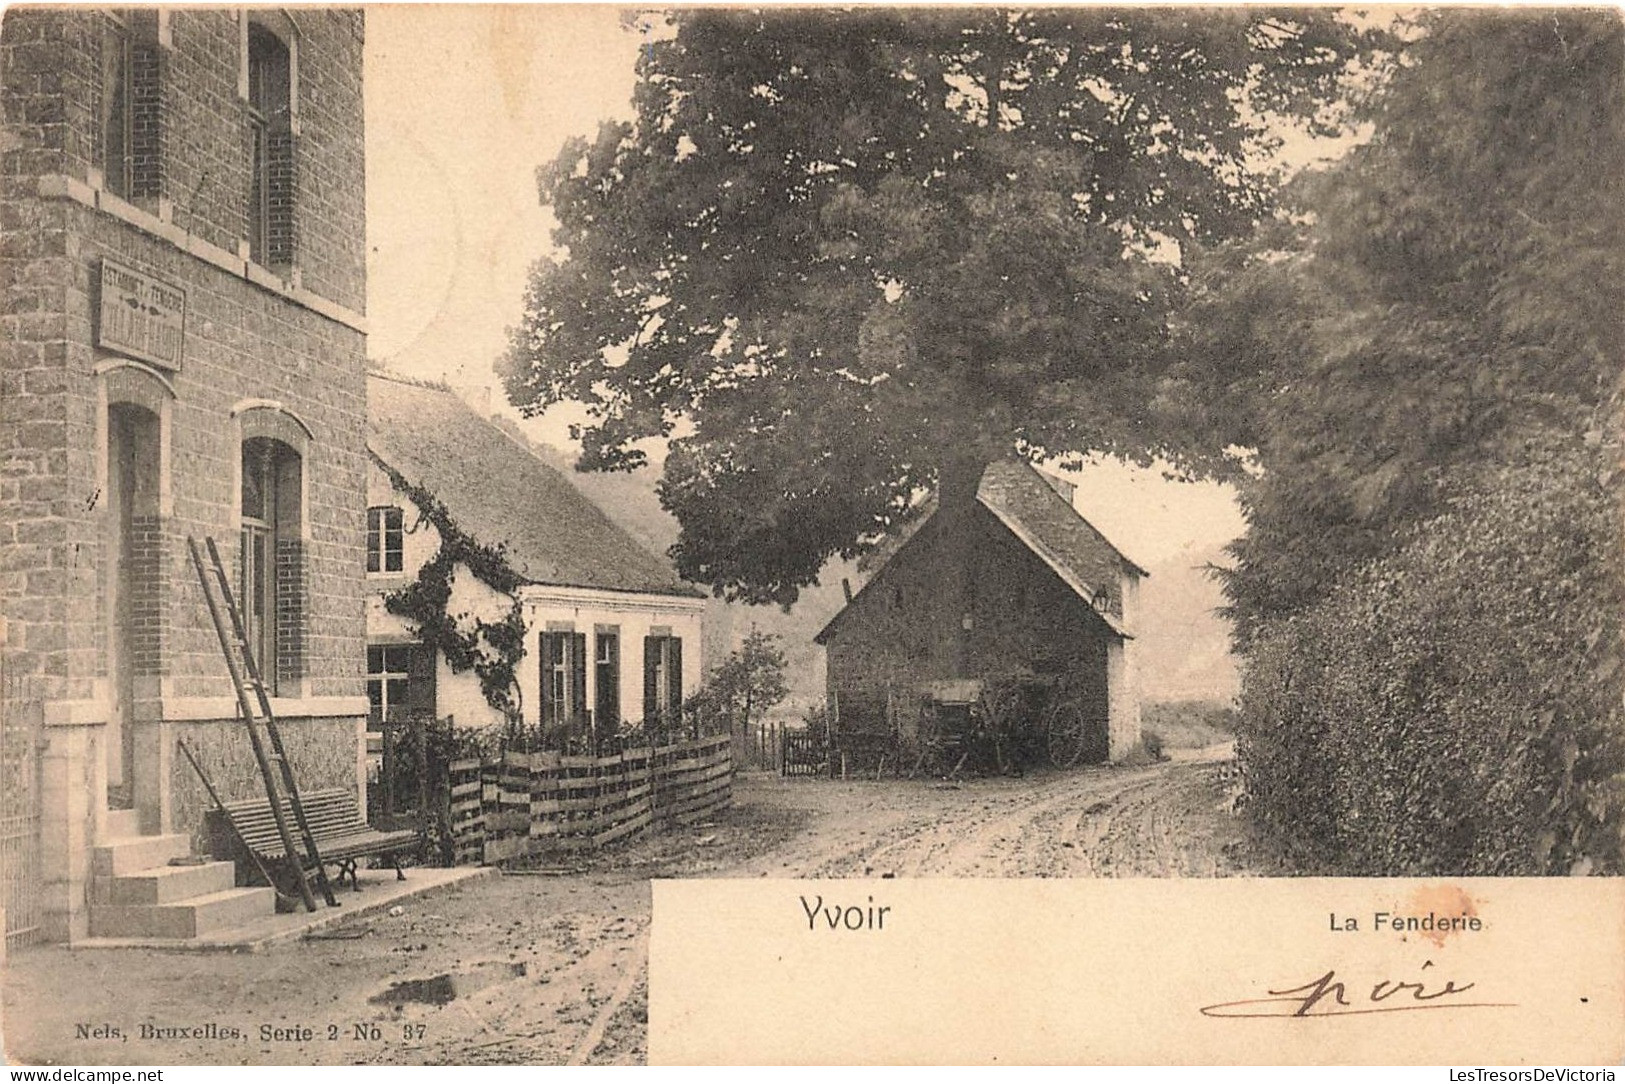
[367,506,403,573]
[246,20,295,266]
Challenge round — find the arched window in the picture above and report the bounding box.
[239,436,301,692]
[97,358,173,810]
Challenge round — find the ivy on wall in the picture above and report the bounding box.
[370,451,527,719]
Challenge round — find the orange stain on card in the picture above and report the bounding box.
[1405,884,1479,946]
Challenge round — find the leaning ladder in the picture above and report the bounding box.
[187,535,337,911]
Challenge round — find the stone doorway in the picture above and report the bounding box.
[106,402,161,812]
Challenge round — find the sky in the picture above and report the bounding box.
[362,5,1249,570]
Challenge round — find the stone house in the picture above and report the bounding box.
[815,459,1145,763]
[0,8,368,943]
[364,373,706,757]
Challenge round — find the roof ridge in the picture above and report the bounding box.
[979,459,1149,578]
[366,367,455,392]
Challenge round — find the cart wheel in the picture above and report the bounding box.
[978,682,1021,734]
[1044,700,1087,769]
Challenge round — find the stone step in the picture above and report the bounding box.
[89,887,277,940]
[93,861,238,906]
[90,834,194,878]
[104,808,141,839]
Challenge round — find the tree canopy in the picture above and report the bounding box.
[688,628,791,732]
[1190,10,1624,641]
[502,8,1388,604]
[1209,10,1625,874]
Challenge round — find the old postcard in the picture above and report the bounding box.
[1,2,1620,1069]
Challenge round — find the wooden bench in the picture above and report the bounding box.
[206,788,419,894]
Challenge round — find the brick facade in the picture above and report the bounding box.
[1,7,368,942]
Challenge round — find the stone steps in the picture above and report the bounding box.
[88,828,277,941]
[90,833,192,878]
[92,859,238,906]
[105,808,141,838]
[88,886,278,940]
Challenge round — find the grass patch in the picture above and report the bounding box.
[1142,700,1238,750]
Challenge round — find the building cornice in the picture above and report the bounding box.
[36,173,367,335]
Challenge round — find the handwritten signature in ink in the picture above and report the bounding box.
[1200,962,1515,1019]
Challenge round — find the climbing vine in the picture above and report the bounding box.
[371,451,527,719]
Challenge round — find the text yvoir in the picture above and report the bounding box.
[649,878,1623,1064]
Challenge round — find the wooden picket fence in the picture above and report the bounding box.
[446,733,732,865]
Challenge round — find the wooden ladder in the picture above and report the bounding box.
[187,535,337,911]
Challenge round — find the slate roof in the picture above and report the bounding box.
[975,459,1148,581]
[816,458,1145,644]
[367,373,702,597]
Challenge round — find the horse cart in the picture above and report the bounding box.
[911,670,1107,777]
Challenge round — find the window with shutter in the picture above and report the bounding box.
[641,634,684,726]
[571,632,587,725]
[541,631,588,729]
[595,631,620,730]
[666,637,683,720]
[643,635,660,724]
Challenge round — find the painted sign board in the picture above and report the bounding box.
[96,257,186,371]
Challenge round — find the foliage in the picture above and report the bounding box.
[504,9,1391,604]
[1180,11,1624,641]
[369,714,498,865]
[1184,12,1625,874]
[1236,447,1625,875]
[1141,700,1238,750]
[687,628,790,732]
[374,453,529,718]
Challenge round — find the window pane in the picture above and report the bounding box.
[367,645,383,673]
[383,645,411,673]
[383,508,403,572]
[101,22,129,197]
[241,447,265,520]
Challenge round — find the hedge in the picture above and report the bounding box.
[1236,446,1625,876]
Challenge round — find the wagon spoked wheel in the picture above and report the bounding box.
[977,683,1021,736]
[1044,699,1088,769]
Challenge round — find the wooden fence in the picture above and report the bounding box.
[446,734,732,865]
[781,730,826,777]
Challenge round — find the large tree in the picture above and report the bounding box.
[1185,9,1625,643]
[503,8,1387,604]
[1196,10,1625,874]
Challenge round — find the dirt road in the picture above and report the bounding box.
[2,748,1257,1066]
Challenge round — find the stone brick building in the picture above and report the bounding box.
[815,459,1145,764]
[1,8,368,943]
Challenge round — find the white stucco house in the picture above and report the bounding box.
[363,372,706,756]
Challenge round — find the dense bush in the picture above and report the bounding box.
[1238,446,1625,875]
